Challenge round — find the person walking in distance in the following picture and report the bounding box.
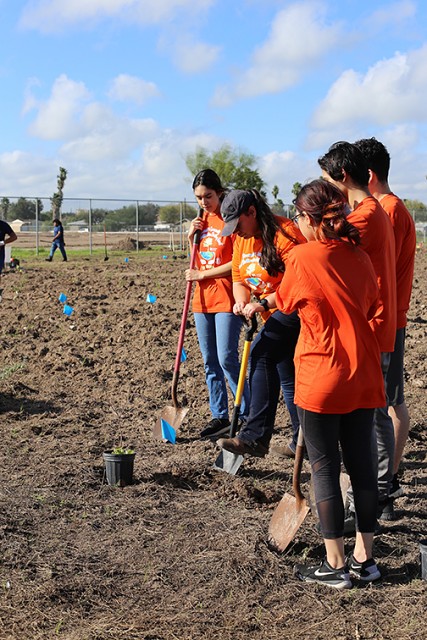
[318,141,397,526]
[186,169,249,441]
[46,218,67,262]
[355,137,416,502]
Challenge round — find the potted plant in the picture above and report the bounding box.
[103,446,136,487]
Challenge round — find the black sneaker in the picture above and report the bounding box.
[200,418,230,441]
[346,554,381,582]
[377,497,396,521]
[294,559,352,590]
[389,473,404,499]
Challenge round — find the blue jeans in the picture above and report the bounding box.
[194,312,249,420]
[238,310,300,447]
[49,240,67,260]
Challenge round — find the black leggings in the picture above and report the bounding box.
[298,407,378,539]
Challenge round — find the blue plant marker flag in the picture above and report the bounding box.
[63,304,74,316]
[180,347,187,362]
[124,257,129,263]
[162,255,168,259]
[146,293,157,303]
[161,419,176,444]
[58,293,67,303]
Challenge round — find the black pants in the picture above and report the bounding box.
[298,407,378,539]
[238,310,300,448]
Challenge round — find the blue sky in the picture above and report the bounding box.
[1,0,427,204]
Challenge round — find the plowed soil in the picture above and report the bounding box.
[0,245,426,640]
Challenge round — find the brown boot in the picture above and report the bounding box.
[217,436,268,458]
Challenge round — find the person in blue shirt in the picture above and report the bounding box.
[46,218,67,262]
[0,219,17,302]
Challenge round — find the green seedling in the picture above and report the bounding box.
[111,446,135,455]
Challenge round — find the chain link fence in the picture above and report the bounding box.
[1,196,200,253]
[1,195,296,254]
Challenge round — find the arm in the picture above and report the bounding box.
[233,281,251,315]
[241,292,277,319]
[187,215,204,247]
[2,231,17,245]
[186,260,232,282]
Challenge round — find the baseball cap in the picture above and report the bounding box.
[220,190,256,236]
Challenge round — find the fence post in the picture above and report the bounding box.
[89,199,92,255]
[180,202,183,251]
[136,201,139,253]
[35,198,39,255]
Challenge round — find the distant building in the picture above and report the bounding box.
[10,219,27,233]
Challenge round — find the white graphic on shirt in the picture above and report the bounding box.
[199,226,226,270]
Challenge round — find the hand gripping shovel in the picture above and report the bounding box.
[213,315,257,474]
[153,208,204,441]
[268,428,310,551]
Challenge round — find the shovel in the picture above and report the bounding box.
[103,224,109,261]
[268,428,310,552]
[153,208,204,440]
[213,315,257,474]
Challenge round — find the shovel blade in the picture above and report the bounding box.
[268,493,310,552]
[153,405,189,440]
[213,449,244,475]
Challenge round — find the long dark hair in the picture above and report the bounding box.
[192,169,225,199]
[294,179,360,246]
[249,189,298,277]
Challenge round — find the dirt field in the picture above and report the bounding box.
[0,245,426,640]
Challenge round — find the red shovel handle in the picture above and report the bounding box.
[171,208,204,406]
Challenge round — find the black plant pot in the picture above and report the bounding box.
[103,452,135,487]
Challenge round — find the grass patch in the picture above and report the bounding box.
[0,363,26,380]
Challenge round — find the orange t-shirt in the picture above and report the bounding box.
[191,212,235,313]
[379,193,416,329]
[276,240,385,414]
[232,216,305,322]
[348,196,396,352]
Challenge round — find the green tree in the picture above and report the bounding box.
[51,167,68,219]
[271,185,285,215]
[288,182,303,215]
[9,197,41,220]
[158,205,181,226]
[185,144,266,195]
[1,197,10,220]
[403,199,427,222]
[292,182,303,199]
[137,203,160,226]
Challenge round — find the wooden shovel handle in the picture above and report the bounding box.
[293,428,306,503]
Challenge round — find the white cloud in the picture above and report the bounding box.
[170,37,221,73]
[25,74,159,163]
[61,109,159,162]
[259,150,320,201]
[28,74,92,140]
[311,44,427,129]
[212,1,343,106]
[368,0,416,27]
[19,0,215,33]
[0,151,54,195]
[108,75,161,105]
